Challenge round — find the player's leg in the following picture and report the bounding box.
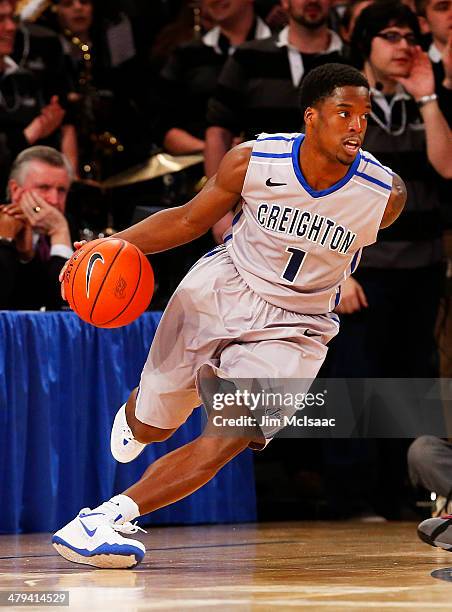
[53,253,250,566]
[121,406,258,515]
[52,406,256,569]
[52,251,279,568]
[121,309,340,519]
[110,258,214,464]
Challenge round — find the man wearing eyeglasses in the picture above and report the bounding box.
[0,145,75,309]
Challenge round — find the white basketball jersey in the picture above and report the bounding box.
[226,132,393,314]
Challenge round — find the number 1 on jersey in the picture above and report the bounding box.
[281,247,307,283]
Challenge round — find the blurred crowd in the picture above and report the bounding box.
[1,0,452,520]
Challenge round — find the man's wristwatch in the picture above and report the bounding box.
[416,93,438,108]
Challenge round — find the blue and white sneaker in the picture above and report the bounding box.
[52,508,146,568]
[110,403,146,463]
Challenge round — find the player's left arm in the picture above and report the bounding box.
[379,173,406,229]
[111,144,251,254]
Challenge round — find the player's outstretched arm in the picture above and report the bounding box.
[379,173,406,229]
[113,145,252,254]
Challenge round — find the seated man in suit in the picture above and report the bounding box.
[0,145,75,309]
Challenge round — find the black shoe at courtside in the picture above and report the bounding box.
[417,515,452,551]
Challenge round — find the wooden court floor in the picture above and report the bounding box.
[1,522,452,611]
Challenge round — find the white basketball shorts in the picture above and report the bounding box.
[135,246,339,447]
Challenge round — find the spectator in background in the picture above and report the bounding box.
[408,436,452,516]
[155,0,271,157]
[417,0,452,62]
[414,0,452,236]
[320,1,451,520]
[415,0,452,122]
[0,146,74,309]
[409,0,452,502]
[332,1,452,367]
[42,0,151,182]
[414,437,452,554]
[0,0,76,198]
[256,0,289,30]
[132,0,185,65]
[205,0,344,242]
[11,2,78,171]
[150,0,216,73]
[340,0,373,44]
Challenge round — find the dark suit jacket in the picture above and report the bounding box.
[0,243,67,310]
[0,214,78,310]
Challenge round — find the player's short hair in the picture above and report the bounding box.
[351,1,421,67]
[9,146,74,189]
[299,63,370,118]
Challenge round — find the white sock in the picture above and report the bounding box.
[92,494,140,524]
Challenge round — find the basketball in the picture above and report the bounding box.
[63,238,154,328]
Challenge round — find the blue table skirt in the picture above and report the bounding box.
[0,311,256,534]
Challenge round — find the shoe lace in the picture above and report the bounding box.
[112,520,147,535]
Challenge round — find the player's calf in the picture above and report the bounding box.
[197,432,251,472]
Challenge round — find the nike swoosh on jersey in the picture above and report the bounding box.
[266,178,287,187]
[86,252,105,299]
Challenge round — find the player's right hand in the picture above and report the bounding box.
[335,276,368,314]
[59,240,86,300]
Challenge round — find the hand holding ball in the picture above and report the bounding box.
[63,238,154,328]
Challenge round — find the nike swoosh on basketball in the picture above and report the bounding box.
[266,178,287,187]
[86,252,105,299]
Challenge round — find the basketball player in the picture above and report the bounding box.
[52,63,406,568]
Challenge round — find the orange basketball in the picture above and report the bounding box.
[63,238,154,328]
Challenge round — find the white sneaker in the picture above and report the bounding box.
[110,404,146,463]
[52,508,146,569]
